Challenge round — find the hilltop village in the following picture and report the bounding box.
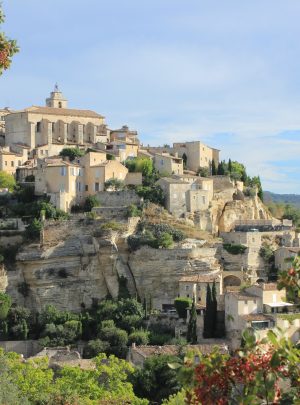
[0,88,299,369]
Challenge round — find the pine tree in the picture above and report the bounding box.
[187,297,197,344]
[203,284,214,338]
[211,281,218,337]
[211,159,217,175]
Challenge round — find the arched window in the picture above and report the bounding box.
[58,102,62,108]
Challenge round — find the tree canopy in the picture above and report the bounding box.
[0,171,16,191]
[0,5,19,75]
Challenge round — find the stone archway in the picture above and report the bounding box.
[223,275,242,289]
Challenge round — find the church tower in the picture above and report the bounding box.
[46,84,68,108]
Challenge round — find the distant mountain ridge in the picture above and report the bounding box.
[264,191,300,208]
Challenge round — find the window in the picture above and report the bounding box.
[36,122,41,132]
[202,196,206,204]
[85,185,88,191]
[60,167,67,176]
[185,285,189,290]
[41,150,44,155]
[18,160,21,166]
[10,161,14,167]
[95,182,99,192]
[5,161,7,166]
[52,123,55,132]
[244,300,248,304]
[187,294,190,298]
[58,102,62,108]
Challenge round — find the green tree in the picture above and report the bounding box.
[84,195,100,212]
[104,178,124,191]
[131,354,181,403]
[83,339,110,358]
[0,171,16,191]
[0,293,11,320]
[211,159,217,175]
[228,158,232,172]
[211,280,218,337]
[203,284,214,338]
[128,329,150,346]
[186,298,197,344]
[182,153,187,169]
[0,5,19,75]
[98,320,128,358]
[174,297,192,319]
[25,218,42,240]
[217,161,225,175]
[59,147,85,161]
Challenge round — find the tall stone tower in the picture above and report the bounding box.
[46,84,68,108]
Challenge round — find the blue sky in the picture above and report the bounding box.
[1,0,300,193]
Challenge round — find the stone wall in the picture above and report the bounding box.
[0,340,42,358]
[95,190,142,207]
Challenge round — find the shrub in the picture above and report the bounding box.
[98,321,128,358]
[127,204,142,217]
[174,297,192,319]
[104,178,124,191]
[101,221,124,231]
[135,185,165,205]
[106,153,115,160]
[0,293,11,320]
[244,187,256,197]
[223,243,247,255]
[84,195,100,212]
[259,245,275,264]
[197,167,210,177]
[128,329,150,346]
[83,339,110,358]
[59,147,85,161]
[25,218,42,240]
[148,223,185,242]
[156,232,173,248]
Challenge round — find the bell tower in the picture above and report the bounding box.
[46,84,68,108]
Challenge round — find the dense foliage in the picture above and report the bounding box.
[84,195,100,212]
[0,5,19,75]
[223,243,247,255]
[0,349,148,404]
[0,171,16,191]
[174,297,192,319]
[59,147,85,161]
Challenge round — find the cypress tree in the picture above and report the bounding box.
[211,159,217,175]
[203,284,214,338]
[143,297,148,319]
[187,297,197,344]
[211,281,218,337]
[182,153,187,169]
[228,158,232,173]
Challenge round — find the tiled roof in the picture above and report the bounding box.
[231,292,258,300]
[261,283,280,291]
[242,314,273,322]
[24,106,104,119]
[179,273,221,283]
[132,344,229,358]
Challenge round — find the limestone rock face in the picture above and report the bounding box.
[218,197,272,233]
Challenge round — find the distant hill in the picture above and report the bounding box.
[264,191,300,208]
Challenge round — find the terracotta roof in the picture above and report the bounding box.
[261,283,280,291]
[132,344,229,358]
[179,273,221,283]
[231,292,258,300]
[242,314,274,322]
[24,106,104,119]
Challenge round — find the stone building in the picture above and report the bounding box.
[4,87,108,152]
[157,175,214,218]
[34,151,139,211]
[179,272,222,306]
[275,246,300,271]
[225,283,299,350]
[153,153,183,175]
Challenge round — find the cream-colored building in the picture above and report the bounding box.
[225,283,299,349]
[0,148,28,176]
[173,141,220,172]
[153,153,183,175]
[99,141,139,162]
[179,273,222,306]
[275,247,300,272]
[4,87,109,154]
[110,125,139,144]
[35,151,137,211]
[157,175,214,217]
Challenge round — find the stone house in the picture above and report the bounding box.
[35,151,139,211]
[157,176,214,218]
[275,246,300,272]
[178,272,222,306]
[127,343,229,367]
[97,140,139,162]
[4,88,108,152]
[172,141,220,172]
[225,283,299,350]
[153,153,183,175]
[110,125,139,144]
